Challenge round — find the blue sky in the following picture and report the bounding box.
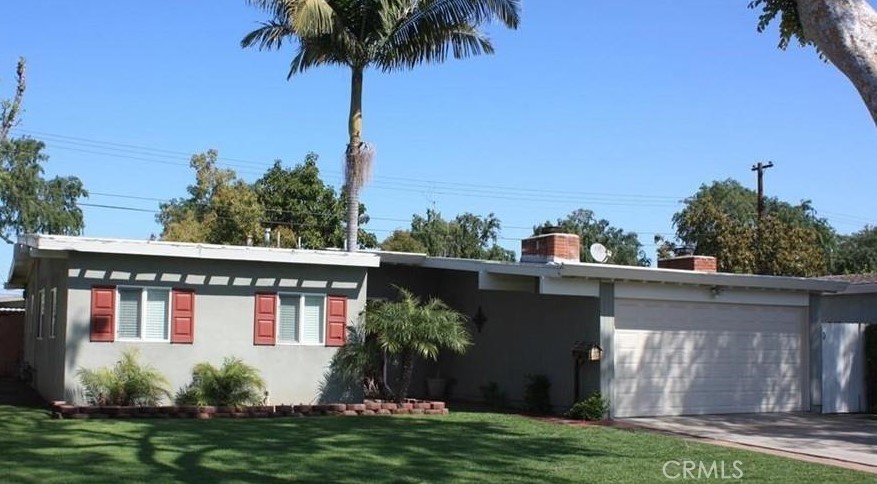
[1,1,875,280]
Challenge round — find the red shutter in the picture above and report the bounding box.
[171,289,195,344]
[325,295,347,347]
[253,293,277,346]
[90,287,116,342]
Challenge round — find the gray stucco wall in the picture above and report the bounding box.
[25,257,69,401]
[62,253,367,405]
[370,266,600,410]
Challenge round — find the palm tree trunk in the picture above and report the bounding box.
[396,351,415,403]
[344,67,364,251]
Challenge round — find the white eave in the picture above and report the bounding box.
[7,234,380,289]
[378,252,847,293]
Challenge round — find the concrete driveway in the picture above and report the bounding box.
[622,413,877,471]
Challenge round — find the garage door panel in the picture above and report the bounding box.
[615,331,800,352]
[614,299,804,417]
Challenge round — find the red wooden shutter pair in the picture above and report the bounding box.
[89,287,194,343]
[252,293,347,347]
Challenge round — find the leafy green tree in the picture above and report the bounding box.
[365,287,471,402]
[380,229,427,253]
[158,150,263,245]
[668,179,836,276]
[0,57,25,143]
[750,0,877,126]
[242,0,521,251]
[0,59,87,243]
[0,138,87,244]
[835,226,877,274]
[255,152,376,249]
[410,209,515,261]
[534,209,650,266]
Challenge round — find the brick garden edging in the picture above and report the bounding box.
[49,400,448,420]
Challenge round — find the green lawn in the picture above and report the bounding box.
[0,405,873,483]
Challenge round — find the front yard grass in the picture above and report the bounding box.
[0,404,872,483]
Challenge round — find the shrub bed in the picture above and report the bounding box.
[49,399,449,420]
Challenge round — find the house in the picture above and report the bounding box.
[369,232,846,417]
[6,235,377,404]
[7,233,848,418]
[813,273,877,413]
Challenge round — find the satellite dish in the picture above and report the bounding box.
[589,243,611,263]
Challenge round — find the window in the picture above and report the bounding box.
[49,288,57,338]
[277,294,325,345]
[37,289,45,339]
[117,287,170,341]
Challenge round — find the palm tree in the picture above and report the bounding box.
[241,0,521,251]
[364,286,472,402]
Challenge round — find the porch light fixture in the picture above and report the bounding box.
[472,306,487,333]
[572,341,603,402]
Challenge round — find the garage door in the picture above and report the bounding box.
[614,299,805,417]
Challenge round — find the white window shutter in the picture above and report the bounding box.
[278,295,299,343]
[144,289,169,340]
[117,289,141,339]
[301,296,324,345]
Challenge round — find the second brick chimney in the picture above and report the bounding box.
[657,255,718,272]
[521,232,581,264]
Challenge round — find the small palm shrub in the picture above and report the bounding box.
[523,374,552,415]
[77,349,171,406]
[565,392,610,421]
[176,357,266,407]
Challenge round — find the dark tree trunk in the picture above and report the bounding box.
[395,351,415,403]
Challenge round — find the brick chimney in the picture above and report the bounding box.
[521,232,581,264]
[658,255,718,272]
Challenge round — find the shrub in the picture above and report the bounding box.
[77,349,171,406]
[523,374,552,415]
[177,357,266,407]
[479,381,508,408]
[565,392,610,421]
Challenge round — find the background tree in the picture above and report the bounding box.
[0,59,87,243]
[835,225,877,274]
[408,209,515,261]
[534,209,650,266]
[750,0,877,126]
[242,0,521,252]
[255,152,376,249]
[0,139,87,243]
[380,229,427,253]
[158,150,263,245]
[669,179,836,276]
[0,57,25,143]
[364,287,471,402]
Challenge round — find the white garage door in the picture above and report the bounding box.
[614,299,805,418]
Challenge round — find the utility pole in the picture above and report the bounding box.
[751,161,774,221]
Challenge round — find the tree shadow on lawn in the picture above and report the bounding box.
[2,412,614,483]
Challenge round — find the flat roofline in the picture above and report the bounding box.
[378,252,847,293]
[7,235,380,289]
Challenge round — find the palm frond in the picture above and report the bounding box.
[377,23,492,71]
[241,21,295,50]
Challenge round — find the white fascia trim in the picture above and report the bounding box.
[558,262,847,293]
[17,235,381,268]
